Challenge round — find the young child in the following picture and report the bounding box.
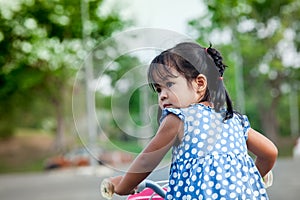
[106,42,278,199]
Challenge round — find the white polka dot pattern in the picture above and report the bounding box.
[161,104,268,200]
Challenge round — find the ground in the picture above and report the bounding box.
[0,130,54,173]
[0,128,135,173]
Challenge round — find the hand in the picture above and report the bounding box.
[109,175,123,187]
[109,175,137,195]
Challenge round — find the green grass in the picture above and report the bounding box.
[0,158,45,173]
[278,144,293,157]
[0,128,54,174]
[100,139,144,153]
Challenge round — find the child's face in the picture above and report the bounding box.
[153,68,202,109]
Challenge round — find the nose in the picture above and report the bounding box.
[159,89,167,101]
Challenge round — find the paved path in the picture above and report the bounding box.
[267,158,300,200]
[0,158,299,200]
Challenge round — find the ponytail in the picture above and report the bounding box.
[206,44,233,120]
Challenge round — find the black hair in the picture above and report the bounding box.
[148,42,234,120]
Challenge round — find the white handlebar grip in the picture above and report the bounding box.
[263,170,273,188]
[100,179,114,199]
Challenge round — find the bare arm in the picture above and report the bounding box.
[246,128,278,177]
[111,114,183,195]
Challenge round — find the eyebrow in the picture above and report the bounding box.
[153,76,175,86]
[155,73,178,83]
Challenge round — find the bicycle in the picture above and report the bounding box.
[100,170,273,200]
[101,179,167,200]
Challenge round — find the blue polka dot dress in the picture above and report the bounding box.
[160,104,269,200]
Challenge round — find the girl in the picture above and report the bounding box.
[106,42,277,199]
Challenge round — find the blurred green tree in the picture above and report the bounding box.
[0,0,130,149]
[188,0,300,143]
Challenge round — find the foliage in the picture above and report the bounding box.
[188,0,300,142]
[0,0,130,143]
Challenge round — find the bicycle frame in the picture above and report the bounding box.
[127,180,167,200]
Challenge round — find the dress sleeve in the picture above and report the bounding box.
[242,115,251,140]
[159,108,185,124]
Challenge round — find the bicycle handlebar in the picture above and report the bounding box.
[137,180,166,198]
[101,171,274,199]
[100,179,166,199]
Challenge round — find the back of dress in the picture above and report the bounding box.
[161,104,269,200]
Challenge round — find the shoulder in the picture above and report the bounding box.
[158,112,184,142]
[160,107,185,123]
[235,113,251,128]
[160,104,211,123]
[230,113,251,139]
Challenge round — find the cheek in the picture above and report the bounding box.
[157,94,161,103]
[171,91,183,102]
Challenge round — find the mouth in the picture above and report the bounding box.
[163,104,172,108]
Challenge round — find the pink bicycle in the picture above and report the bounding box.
[101,179,168,200]
[100,171,273,199]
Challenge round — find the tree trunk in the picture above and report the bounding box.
[259,107,278,144]
[258,96,280,144]
[51,87,66,152]
[53,101,65,152]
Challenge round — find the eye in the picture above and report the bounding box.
[155,86,161,93]
[166,82,174,88]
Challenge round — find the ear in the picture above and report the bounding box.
[194,74,207,93]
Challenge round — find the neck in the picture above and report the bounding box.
[199,101,213,107]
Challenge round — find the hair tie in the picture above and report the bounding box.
[219,76,223,80]
[205,48,208,53]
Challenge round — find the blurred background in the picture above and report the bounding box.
[0,0,299,199]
